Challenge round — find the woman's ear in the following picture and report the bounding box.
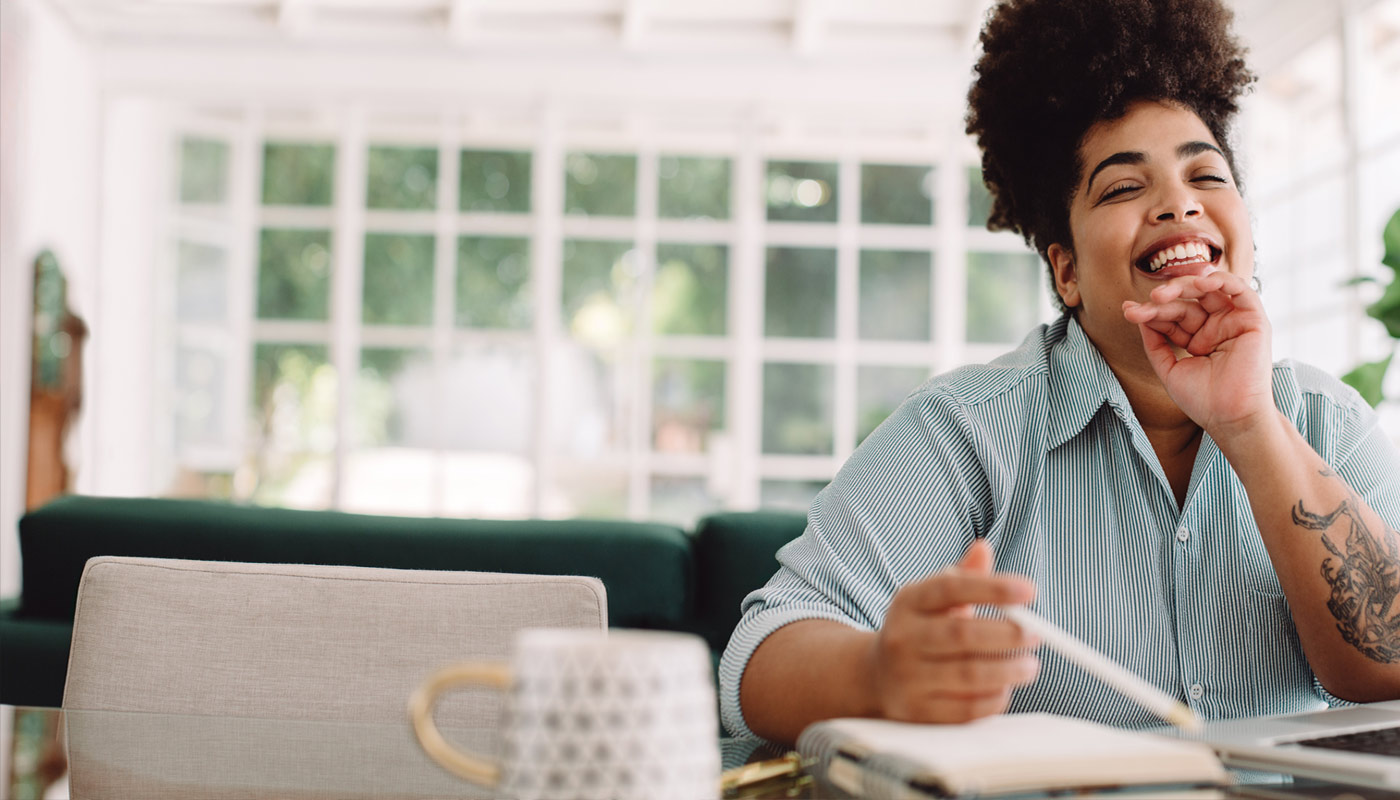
[1047,243,1080,308]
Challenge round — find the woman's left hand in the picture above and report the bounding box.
[1122,271,1274,438]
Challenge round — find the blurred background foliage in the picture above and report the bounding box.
[654,243,727,336]
[861,164,932,225]
[766,160,837,223]
[566,152,637,217]
[460,150,532,213]
[262,142,335,206]
[1342,207,1400,405]
[361,233,434,325]
[659,156,731,220]
[257,228,332,321]
[457,236,532,329]
[366,146,437,210]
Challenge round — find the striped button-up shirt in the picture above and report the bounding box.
[720,314,1400,739]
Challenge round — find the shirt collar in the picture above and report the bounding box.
[1047,315,1133,448]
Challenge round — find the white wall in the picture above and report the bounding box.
[0,0,101,600]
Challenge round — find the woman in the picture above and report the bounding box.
[721,0,1400,744]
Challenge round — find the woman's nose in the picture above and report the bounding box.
[1152,185,1202,221]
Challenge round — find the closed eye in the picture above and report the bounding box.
[1191,174,1228,185]
[1099,182,1141,203]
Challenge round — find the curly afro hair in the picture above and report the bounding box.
[965,0,1255,311]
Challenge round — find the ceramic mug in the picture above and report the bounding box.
[410,628,720,800]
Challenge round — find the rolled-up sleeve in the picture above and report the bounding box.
[718,387,996,739]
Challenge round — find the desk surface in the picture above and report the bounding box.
[6,706,1399,800]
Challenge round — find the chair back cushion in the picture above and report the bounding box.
[689,511,805,652]
[63,556,606,726]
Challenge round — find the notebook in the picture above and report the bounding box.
[796,713,1228,799]
[1154,700,1400,790]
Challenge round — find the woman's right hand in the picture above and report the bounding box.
[869,539,1040,723]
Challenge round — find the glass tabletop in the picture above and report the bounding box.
[6,707,1399,800]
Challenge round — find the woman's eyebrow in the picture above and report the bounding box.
[1177,140,1225,159]
[1085,151,1145,193]
[1084,141,1227,194]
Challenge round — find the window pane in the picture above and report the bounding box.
[547,463,628,518]
[766,160,838,223]
[967,252,1041,343]
[249,343,335,508]
[760,479,826,513]
[441,452,534,519]
[262,142,335,206]
[460,150,532,213]
[762,362,833,455]
[857,365,928,444]
[362,233,435,326]
[968,165,994,228]
[342,449,435,516]
[344,349,435,512]
[551,344,632,455]
[457,236,531,329]
[658,156,731,220]
[179,137,229,204]
[176,346,225,448]
[861,164,933,225]
[177,240,227,323]
[859,250,931,341]
[366,146,437,211]
[565,153,636,217]
[765,247,836,338]
[654,243,727,336]
[650,476,721,528]
[653,358,725,453]
[439,343,534,453]
[257,228,331,321]
[355,348,431,446]
[562,239,637,344]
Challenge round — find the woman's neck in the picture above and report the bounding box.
[1089,324,1203,507]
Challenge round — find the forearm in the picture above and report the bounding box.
[739,619,879,744]
[1217,412,1400,700]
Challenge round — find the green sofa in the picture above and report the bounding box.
[0,494,807,710]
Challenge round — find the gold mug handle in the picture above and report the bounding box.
[409,662,514,786]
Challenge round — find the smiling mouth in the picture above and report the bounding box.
[1135,241,1222,274]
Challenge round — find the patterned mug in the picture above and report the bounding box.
[410,628,720,800]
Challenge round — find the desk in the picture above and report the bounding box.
[4,707,1398,800]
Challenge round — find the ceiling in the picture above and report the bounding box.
[33,0,1387,139]
[42,0,1359,69]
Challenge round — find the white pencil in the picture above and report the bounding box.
[999,604,1202,731]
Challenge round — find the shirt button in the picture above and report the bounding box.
[1176,526,1190,543]
[1189,683,1204,700]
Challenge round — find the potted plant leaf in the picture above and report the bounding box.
[1341,207,1400,406]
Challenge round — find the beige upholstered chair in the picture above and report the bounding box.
[61,556,607,799]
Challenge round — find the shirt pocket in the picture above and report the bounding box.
[1232,513,1284,598]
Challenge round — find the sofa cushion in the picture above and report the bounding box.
[0,606,72,707]
[18,495,691,631]
[689,511,805,652]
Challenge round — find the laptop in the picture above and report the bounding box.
[1153,701,1400,790]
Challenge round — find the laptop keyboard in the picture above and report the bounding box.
[1295,725,1400,756]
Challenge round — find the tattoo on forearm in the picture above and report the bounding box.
[1292,468,1400,663]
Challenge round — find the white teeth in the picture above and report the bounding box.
[1142,241,1215,273]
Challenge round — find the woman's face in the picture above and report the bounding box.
[1048,100,1254,371]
